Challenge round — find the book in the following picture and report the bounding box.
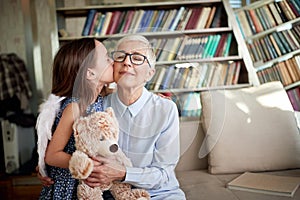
[94,13,106,36]
[169,6,185,31]
[222,33,232,57]
[115,11,129,33]
[227,172,300,197]
[268,3,283,25]
[82,9,97,36]
[248,9,263,33]
[185,7,202,30]
[277,1,294,21]
[140,10,153,32]
[153,67,166,91]
[147,10,158,31]
[274,1,288,23]
[236,11,252,37]
[243,10,256,35]
[210,6,223,28]
[167,37,182,61]
[106,11,122,35]
[254,8,268,31]
[162,9,177,31]
[176,8,191,30]
[197,63,209,88]
[287,0,300,17]
[205,6,216,28]
[195,7,211,30]
[90,12,100,35]
[133,10,145,33]
[261,5,277,28]
[100,12,112,36]
[152,10,165,32]
[122,10,135,33]
[268,34,282,57]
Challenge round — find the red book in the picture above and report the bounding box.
[248,9,263,33]
[214,34,228,57]
[185,7,202,30]
[89,12,99,35]
[122,10,135,33]
[106,11,122,35]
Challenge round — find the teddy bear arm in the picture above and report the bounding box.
[78,181,104,200]
[110,182,150,200]
[69,150,93,179]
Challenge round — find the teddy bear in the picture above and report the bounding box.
[69,107,150,200]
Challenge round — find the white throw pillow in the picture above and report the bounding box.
[200,81,300,174]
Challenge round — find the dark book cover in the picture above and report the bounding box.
[81,9,97,36]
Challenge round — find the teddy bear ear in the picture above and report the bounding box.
[105,107,119,127]
[105,107,116,119]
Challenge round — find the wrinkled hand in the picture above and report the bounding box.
[36,166,54,187]
[84,156,126,188]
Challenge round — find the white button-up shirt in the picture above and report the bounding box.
[104,87,185,199]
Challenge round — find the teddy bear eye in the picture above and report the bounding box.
[99,138,104,141]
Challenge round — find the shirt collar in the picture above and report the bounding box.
[115,87,151,118]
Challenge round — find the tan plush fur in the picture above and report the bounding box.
[69,107,150,200]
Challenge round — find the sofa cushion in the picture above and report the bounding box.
[176,169,300,200]
[176,170,239,200]
[200,81,300,174]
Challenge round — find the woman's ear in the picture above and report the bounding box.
[87,68,96,80]
[145,68,155,82]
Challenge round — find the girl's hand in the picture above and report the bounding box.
[36,166,54,186]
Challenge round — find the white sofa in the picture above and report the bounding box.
[175,82,300,200]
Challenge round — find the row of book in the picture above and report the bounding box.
[102,33,233,62]
[287,86,300,111]
[146,61,241,91]
[257,54,300,86]
[236,0,300,37]
[247,24,300,63]
[149,33,233,61]
[81,5,225,36]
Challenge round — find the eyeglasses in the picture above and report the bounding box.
[111,51,151,67]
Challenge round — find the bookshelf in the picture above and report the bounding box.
[55,0,250,118]
[230,0,300,110]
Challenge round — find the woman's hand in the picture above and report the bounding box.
[84,156,126,187]
[36,166,54,186]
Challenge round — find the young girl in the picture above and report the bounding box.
[36,38,114,199]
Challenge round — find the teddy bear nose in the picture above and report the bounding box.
[109,144,118,153]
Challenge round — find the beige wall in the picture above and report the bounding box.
[0,0,172,114]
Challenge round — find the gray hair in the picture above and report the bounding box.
[115,35,156,68]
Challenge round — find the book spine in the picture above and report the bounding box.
[170,6,185,31]
[82,9,97,36]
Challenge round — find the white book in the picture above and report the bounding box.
[132,10,145,33]
[153,67,166,91]
[169,6,185,31]
[162,9,177,31]
[195,7,211,30]
[227,172,300,198]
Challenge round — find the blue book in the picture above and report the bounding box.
[142,10,154,32]
[223,33,232,57]
[139,10,151,32]
[169,6,185,31]
[82,9,97,36]
[153,10,165,32]
[160,65,175,90]
[94,13,106,36]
